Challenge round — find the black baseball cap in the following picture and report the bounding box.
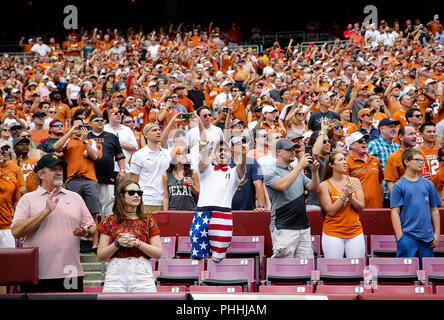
[32,111,46,118]
[34,153,67,172]
[378,118,400,129]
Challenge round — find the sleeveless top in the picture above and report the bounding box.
[167,170,197,211]
[323,176,363,238]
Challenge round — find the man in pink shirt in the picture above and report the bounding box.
[11,153,96,293]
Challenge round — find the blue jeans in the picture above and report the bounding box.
[396,233,434,268]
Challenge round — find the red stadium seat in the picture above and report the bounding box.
[368,258,419,284]
[226,236,265,281]
[202,258,256,292]
[189,285,243,293]
[155,258,204,286]
[422,258,444,288]
[373,285,432,294]
[176,236,192,258]
[0,247,39,293]
[316,258,365,285]
[315,285,371,294]
[160,236,176,259]
[259,285,314,294]
[435,286,444,295]
[266,258,315,285]
[370,235,397,257]
[155,286,187,292]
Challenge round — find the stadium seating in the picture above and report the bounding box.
[370,235,397,257]
[160,236,177,259]
[188,285,243,293]
[265,258,315,285]
[422,258,444,289]
[373,285,432,294]
[259,285,314,294]
[368,258,419,284]
[176,236,192,258]
[155,258,204,286]
[155,286,187,292]
[226,236,264,281]
[0,247,39,293]
[315,285,371,294]
[201,258,256,292]
[316,258,366,284]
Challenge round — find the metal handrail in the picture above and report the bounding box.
[100,199,115,281]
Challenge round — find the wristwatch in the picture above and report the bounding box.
[114,237,121,248]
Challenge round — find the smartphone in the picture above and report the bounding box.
[221,107,228,113]
[79,124,91,131]
[180,113,193,120]
[241,137,247,144]
[304,145,313,163]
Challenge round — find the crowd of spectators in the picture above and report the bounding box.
[0,15,443,256]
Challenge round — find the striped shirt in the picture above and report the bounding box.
[367,136,400,199]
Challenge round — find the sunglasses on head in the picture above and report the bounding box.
[124,189,143,197]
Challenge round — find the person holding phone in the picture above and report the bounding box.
[319,152,366,258]
[97,179,163,292]
[53,117,101,249]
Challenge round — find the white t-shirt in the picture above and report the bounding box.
[104,124,138,172]
[130,145,171,206]
[67,84,81,100]
[212,92,232,114]
[187,124,224,148]
[196,164,243,210]
[31,43,51,57]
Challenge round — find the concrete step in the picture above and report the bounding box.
[82,262,107,272]
[80,254,101,263]
[84,271,104,281]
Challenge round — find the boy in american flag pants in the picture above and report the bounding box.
[190,139,246,262]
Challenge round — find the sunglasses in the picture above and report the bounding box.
[91,118,104,123]
[20,134,32,139]
[201,114,211,118]
[124,120,135,123]
[356,138,367,144]
[413,114,423,118]
[296,113,305,116]
[52,123,64,127]
[323,140,330,144]
[334,125,344,130]
[232,123,243,128]
[124,189,143,197]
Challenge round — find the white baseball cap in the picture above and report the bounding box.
[345,131,369,148]
[262,105,278,114]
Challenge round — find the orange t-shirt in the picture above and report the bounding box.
[431,163,444,196]
[0,171,21,229]
[29,129,49,147]
[1,161,25,190]
[384,149,431,183]
[372,112,388,128]
[52,102,72,125]
[178,96,194,113]
[63,138,97,183]
[391,109,407,127]
[386,98,402,115]
[346,154,384,208]
[417,145,440,178]
[342,122,357,138]
[322,176,363,238]
[11,158,39,193]
[261,121,286,137]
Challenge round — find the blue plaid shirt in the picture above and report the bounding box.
[367,136,400,199]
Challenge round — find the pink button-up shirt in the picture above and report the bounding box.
[11,186,95,280]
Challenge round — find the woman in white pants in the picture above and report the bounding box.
[318,152,366,258]
[97,180,163,292]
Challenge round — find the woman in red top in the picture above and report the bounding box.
[97,179,163,292]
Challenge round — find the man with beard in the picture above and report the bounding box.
[12,153,96,293]
[11,136,39,193]
[385,125,431,195]
[37,119,66,155]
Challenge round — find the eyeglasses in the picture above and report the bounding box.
[334,125,344,130]
[410,158,425,163]
[356,138,367,144]
[124,189,143,197]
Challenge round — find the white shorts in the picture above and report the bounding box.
[271,227,314,259]
[0,229,15,248]
[103,256,156,293]
[98,184,115,216]
[321,232,366,259]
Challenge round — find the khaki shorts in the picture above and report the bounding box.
[271,227,314,259]
[143,205,163,213]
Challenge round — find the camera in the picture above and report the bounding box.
[79,124,91,131]
[180,113,194,120]
[221,107,228,113]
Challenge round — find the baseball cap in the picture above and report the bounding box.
[111,92,124,99]
[13,136,30,147]
[148,81,158,87]
[286,132,304,140]
[378,117,400,129]
[425,79,438,86]
[275,138,296,151]
[49,119,63,127]
[32,111,46,118]
[0,141,10,149]
[220,80,233,87]
[34,153,67,173]
[262,105,278,114]
[345,131,369,148]
[358,108,375,119]
[10,122,22,130]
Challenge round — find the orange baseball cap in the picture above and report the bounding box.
[108,108,123,116]
[111,92,124,99]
